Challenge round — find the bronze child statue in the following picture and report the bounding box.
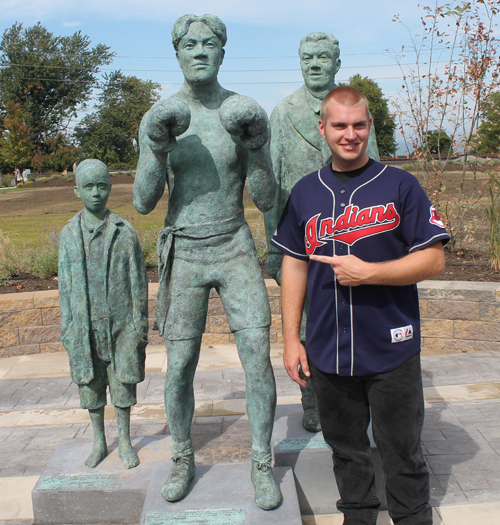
[59,159,148,469]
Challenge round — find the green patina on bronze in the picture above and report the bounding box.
[145,509,247,525]
[38,474,119,490]
[276,437,331,452]
[133,14,280,510]
[58,159,148,471]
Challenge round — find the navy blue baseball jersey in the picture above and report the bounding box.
[271,161,450,376]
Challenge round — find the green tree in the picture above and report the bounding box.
[0,22,114,153]
[424,130,453,155]
[344,74,397,156]
[75,71,160,168]
[39,134,84,173]
[476,92,500,154]
[0,101,34,171]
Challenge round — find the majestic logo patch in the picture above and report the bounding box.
[429,206,445,228]
[391,324,414,343]
[304,203,401,255]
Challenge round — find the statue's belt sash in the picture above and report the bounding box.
[155,212,246,336]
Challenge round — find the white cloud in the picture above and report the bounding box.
[62,21,81,27]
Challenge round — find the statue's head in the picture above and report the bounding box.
[299,32,341,95]
[74,159,111,214]
[172,14,227,85]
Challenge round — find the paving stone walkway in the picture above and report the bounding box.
[1,345,500,524]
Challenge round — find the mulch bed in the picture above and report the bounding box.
[1,248,498,295]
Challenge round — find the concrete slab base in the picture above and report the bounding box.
[140,464,302,525]
[273,404,387,515]
[32,435,172,524]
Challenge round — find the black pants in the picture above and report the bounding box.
[309,353,432,524]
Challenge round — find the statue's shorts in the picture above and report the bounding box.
[164,223,271,340]
[78,354,137,410]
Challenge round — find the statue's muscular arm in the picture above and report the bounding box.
[218,95,276,213]
[133,98,191,215]
[133,123,168,215]
[246,143,276,213]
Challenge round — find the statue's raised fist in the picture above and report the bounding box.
[219,95,269,150]
[142,98,191,153]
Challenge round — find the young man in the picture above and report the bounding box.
[59,159,148,470]
[272,86,449,524]
[265,32,380,432]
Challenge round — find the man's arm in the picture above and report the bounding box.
[281,255,309,387]
[310,241,445,287]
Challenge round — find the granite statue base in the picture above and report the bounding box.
[140,464,301,525]
[32,436,172,524]
[273,404,387,515]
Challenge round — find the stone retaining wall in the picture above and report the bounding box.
[1,280,499,358]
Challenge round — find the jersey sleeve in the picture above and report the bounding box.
[270,194,309,260]
[400,179,450,252]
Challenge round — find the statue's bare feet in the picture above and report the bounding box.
[251,460,282,510]
[119,441,139,469]
[85,441,108,468]
[161,453,195,502]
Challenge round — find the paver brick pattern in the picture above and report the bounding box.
[1,353,500,509]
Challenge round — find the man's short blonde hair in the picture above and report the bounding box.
[320,86,370,122]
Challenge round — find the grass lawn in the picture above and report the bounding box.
[0,184,167,248]
[0,181,270,280]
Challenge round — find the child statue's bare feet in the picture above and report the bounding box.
[119,441,139,469]
[85,441,108,468]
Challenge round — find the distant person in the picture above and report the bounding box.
[73,162,77,173]
[58,159,148,469]
[15,168,22,186]
[272,86,449,524]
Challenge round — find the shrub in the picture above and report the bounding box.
[0,227,59,281]
[485,175,500,270]
[137,226,159,268]
[1,174,12,188]
[0,232,20,281]
[253,214,268,264]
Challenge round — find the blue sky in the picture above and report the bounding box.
[0,0,432,151]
